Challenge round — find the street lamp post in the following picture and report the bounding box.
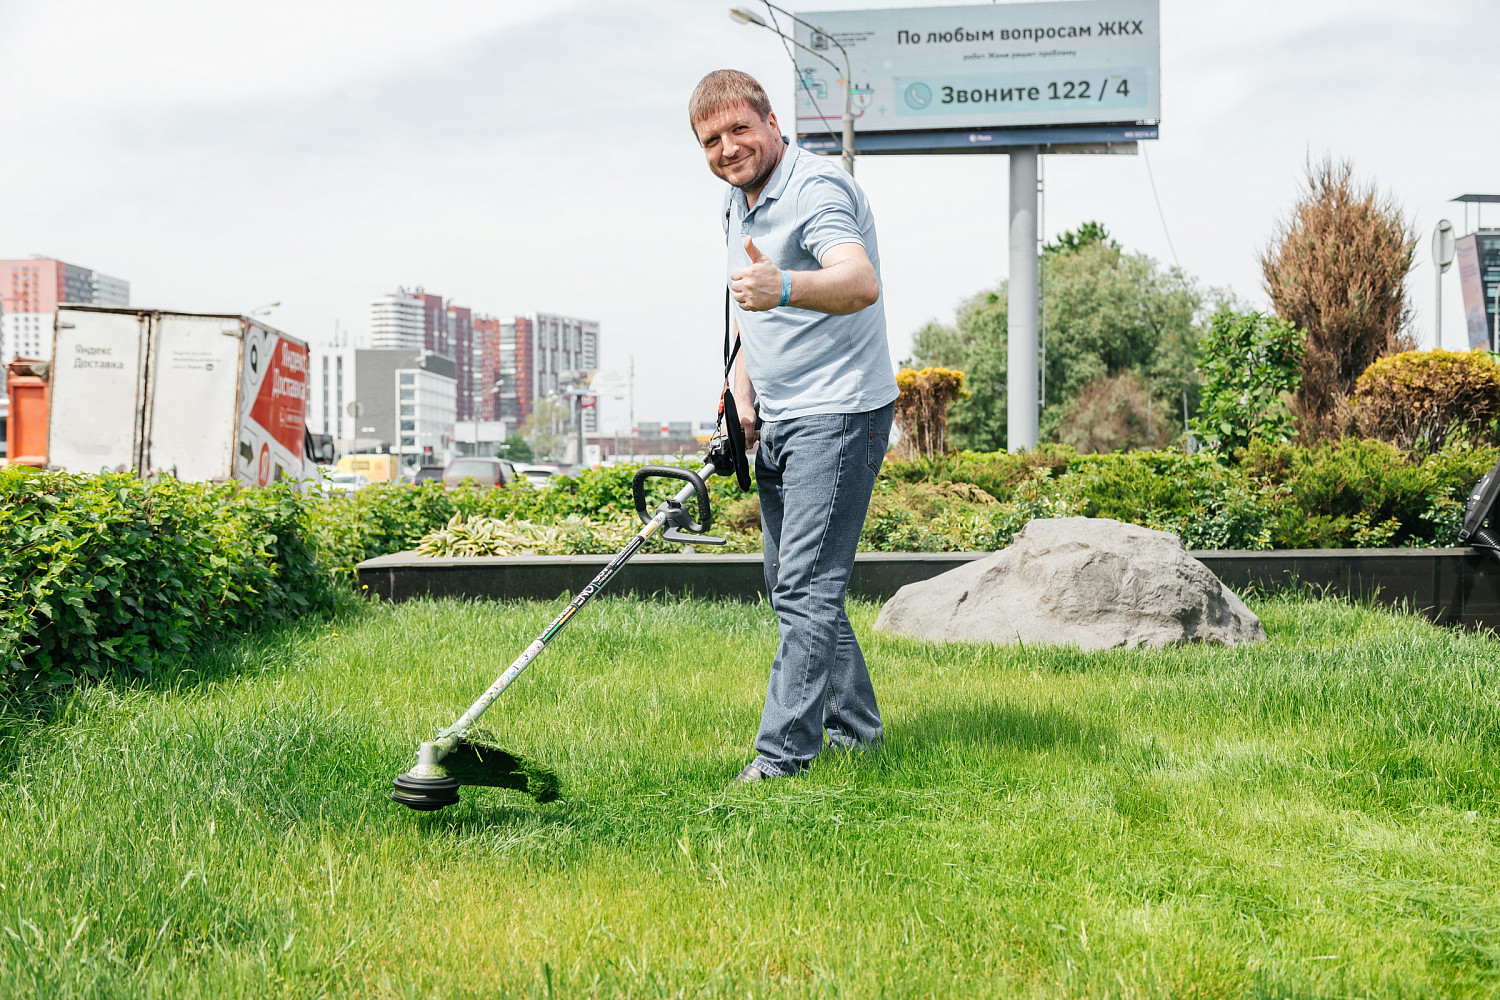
[729,3,855,174]
[471,379,502,457]
[559,370,595,469]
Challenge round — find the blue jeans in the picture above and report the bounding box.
[751,402,894,777]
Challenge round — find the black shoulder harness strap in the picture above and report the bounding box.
[714,200,753,490]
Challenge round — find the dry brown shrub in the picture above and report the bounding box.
[1054,371,1177,453]
[1353,349,1500,455]
[1262,158,1416,442]
[894,367,968,459]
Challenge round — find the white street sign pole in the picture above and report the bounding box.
[1433,219,1456,350]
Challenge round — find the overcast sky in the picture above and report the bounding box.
[2,0,1495,431]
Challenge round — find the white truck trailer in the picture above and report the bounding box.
[47,305,313,484]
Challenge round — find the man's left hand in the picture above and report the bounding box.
[730,238,784,312]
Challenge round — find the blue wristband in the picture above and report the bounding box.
[778,270,791,308]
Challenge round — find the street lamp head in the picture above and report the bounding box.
[729,5,767,27]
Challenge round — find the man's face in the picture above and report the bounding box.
[693,101,783,192]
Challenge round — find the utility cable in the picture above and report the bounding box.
[1140,143,1180,268]
[764,2,839,146]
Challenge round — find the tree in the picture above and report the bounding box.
[911,224,1202,451]
[496,435,533,463]
[1053,371,1180,453]
[1044,220,1119,257]
[520,395,570,461]
[911,287,1009,450]
[1040,240,1201,440]
[1261,158,1416,441]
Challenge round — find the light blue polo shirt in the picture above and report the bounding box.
[724,139,899,422]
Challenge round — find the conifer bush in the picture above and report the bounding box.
[1261,158,1416,440]
[893,367,967,459]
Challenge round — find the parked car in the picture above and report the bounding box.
[514,463,562,487]
[324,471,370,494]
[412,465,446,485]
[442,457,517,490]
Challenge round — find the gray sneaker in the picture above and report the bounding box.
[733,763,774,783]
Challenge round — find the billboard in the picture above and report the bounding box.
[1456,231,1500,351]
[795,0,1160,153]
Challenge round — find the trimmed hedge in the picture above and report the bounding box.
[1354,349,1500,455]
[6,440,1495,697]
[0,469,333,704]
[879,438,1497,551]
[303,463,755,579]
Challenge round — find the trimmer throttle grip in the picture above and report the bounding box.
[632,466,714,533]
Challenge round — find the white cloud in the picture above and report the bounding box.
[0,0,580,108]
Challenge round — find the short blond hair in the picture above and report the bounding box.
[688,69,772,131]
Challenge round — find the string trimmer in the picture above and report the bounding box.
[392,406,753,811]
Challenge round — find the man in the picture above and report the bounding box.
[688,69,900,782]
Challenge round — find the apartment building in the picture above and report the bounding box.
[1,257,130,361]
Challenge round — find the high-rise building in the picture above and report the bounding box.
[448,303,473,420]
[415,291,448,357]
[369,292,600,439]
[473,314,504,422]
[1,257,130,361]
[371,287,486,419]
[500,312,600,433]
[92,273,130,307]
[369,290,425,351]
[497,316,535,428]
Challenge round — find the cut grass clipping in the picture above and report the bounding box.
[440,730,561,803]
[3,595,1500,998]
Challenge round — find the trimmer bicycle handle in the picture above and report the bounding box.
[632,465,714,533]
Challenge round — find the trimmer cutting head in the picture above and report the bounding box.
[391,734,560,812]
[391,458,724,818]
[390,772,461,811]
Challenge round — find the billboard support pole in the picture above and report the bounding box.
[842,104,855,175]
[1007,146,1040,452]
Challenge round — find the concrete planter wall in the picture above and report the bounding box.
[357,547,1500,630]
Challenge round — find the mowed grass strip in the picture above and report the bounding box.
[2,594,1499,998]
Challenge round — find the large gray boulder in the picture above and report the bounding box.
[874,517,1264,650]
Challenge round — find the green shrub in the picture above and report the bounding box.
[1244,438,1497,548]
[879,441,1495,552]
[1063,451,1285,550]
[1053,371,1179,453]
[882,445,1075,498]
[411,512,761,557]
[0,469,334,703]
[1189,309,1305,454]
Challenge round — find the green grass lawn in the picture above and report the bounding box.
[3,594,1500,998]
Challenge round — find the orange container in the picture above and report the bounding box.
[6,358,50,468]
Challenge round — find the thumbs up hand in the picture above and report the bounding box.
[730,237,787,312]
